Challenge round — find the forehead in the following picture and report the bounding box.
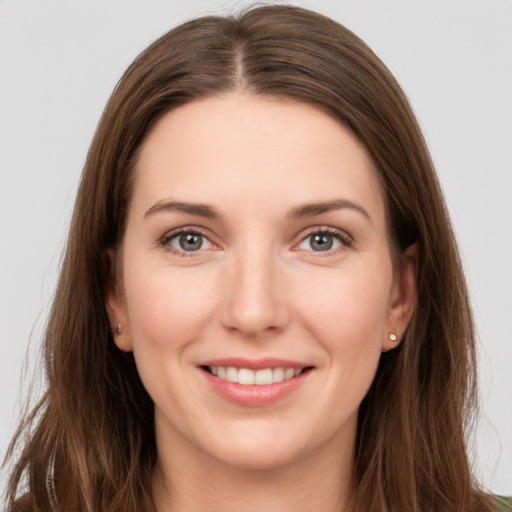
[131,93,386,224]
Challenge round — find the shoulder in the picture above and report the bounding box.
[494,496,512,511]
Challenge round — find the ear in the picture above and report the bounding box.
[105,248,133,352]
[382,243,418,352]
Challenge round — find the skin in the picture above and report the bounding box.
[107,93,417,512]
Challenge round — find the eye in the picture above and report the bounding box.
[296,229,351,253]
[162,230,216,254]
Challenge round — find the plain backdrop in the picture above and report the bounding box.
[1,0,511,496]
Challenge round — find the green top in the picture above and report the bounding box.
[495,496,512,510]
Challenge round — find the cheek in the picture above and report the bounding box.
[124,263,219,351]
[295,265,392,356]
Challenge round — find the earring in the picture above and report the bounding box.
[116,324,123,337]
[389,331,398,342]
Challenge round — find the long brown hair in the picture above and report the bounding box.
[3,5,495,511]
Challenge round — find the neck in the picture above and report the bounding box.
[151,425,355,512]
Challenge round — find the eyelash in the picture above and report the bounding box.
[297,227,353,255]
[158,226,353,257]
[158,228,214,257]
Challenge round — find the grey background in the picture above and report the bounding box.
[1,0,511,495]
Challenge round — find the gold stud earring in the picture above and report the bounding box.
[116,324,123,337]
[389,331,398,342]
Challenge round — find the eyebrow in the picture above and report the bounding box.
[287,199,372,224]
[144,198,372,224]
[145,200,221,219]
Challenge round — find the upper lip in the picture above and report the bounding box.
[197,357,312,371]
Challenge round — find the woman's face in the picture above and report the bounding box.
[107,93,416,471]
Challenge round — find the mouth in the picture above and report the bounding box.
[197,358,315,406]
[201,365,313,385]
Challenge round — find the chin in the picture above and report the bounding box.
[198,424,319,471]
[211,444,302,471]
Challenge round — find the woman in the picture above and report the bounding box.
[3,5,511,512]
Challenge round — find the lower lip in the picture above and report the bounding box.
[201,369,311,407]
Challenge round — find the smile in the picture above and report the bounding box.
[205,366,304,385]
[198,358,314,406]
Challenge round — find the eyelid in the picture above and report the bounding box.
[157,225,353,257]
[159,226,219,256]
[293,226,353,254]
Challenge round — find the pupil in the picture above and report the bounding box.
[311,234,332,251]
[180,233,202,251]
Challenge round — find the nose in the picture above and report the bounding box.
[220,248,290,338]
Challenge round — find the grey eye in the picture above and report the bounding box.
[169,232,205,252]
[180,233,202,251]
[297,232,344,252]
[309,234,333,251]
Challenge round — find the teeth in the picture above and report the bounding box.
[238,368,255,385]
[208,366,304,385]
[284,368,295,379]
[226,367,238,383]
[272,367,285,383]
[254,368,272,385]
